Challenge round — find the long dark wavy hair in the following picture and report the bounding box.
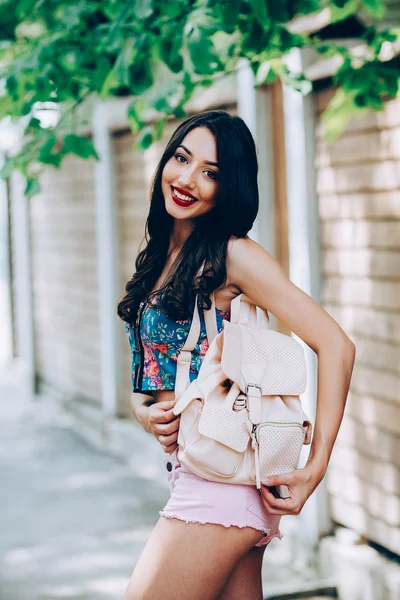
[117,110,259,325]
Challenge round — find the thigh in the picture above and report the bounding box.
[123,516,265,600]
[217,546,266,600]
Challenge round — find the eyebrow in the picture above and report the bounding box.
[178,144,219,168]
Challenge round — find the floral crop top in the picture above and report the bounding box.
[124,295,230,393]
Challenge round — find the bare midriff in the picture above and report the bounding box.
[152,390,176,404]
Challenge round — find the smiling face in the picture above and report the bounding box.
[161,127,220,222]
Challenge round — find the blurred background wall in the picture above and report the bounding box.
[316,88,400,556]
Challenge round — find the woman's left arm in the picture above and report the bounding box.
[227,237,356,516]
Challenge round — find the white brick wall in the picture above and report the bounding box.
[30,154,101,405]
[316,90,400,555]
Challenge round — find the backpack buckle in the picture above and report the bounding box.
[246,383,262,424]
[245,383,262,396]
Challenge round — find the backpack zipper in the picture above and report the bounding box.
[251,421,305,489]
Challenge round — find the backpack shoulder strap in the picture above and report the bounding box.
[174,261,219,399]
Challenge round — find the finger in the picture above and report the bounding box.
[158,431,179,447]
[156,400,176,410]
[163,442,178,454]
[260,498,287,516]
[156,408,179,423]
[261,486,297,512]
[264,472,297,488]
[260,489,296,516]
[158,418,180,435]
[150,408,177,425]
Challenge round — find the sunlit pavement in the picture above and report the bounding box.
[0,361,334,600]
[0,361,170,600]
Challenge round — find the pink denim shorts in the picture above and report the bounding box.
[159,449,282,547]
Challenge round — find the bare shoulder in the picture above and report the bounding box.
[226,236,283,289]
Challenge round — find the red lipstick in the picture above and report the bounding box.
[170,186,199,207]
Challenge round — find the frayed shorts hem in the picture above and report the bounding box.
[159,511,283,547]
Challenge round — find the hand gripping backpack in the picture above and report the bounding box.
[173,292,313,498]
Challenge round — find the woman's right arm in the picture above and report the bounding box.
[130,393,180,453]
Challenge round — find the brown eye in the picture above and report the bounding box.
[205,169,218,180]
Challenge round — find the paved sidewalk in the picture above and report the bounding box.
[0,363,169,600]
[0,361,333,600]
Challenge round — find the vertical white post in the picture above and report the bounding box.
[92,102,122,419]
[282,49,332,548]
[236,59,275,255]
[0,152,13,368]
[9,170,35,395]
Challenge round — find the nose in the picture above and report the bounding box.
[177,166,195,189]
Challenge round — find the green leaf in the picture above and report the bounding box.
[136,125,154,151]
[255,61,277,86]
[354,91,383,110]
[62,135,99,160]
[153,96,171,113]
[154,117,167,141]
[172,105,186,118]
[159,27,184,73]
[222,0,240,33]
[329,0,359,24]
[0,94,13,119]
[25,178,41,198]
[38,134,63,167]
[16,0,38,20]
[362,0,386,19]
[129,59,154,95]
[127,99,145,133]
[157,0,187,19]
[187,26,221,75]
[6,75,18,99]
[93,56,112,93]
[296,0,321,15]
[0,160,13,180]
[100,40,136,99]
[321,87,359,141]
[249,0,268,27]
[102,1,124,20]
[134,0,154,20]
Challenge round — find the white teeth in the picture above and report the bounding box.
[173,188,196,202]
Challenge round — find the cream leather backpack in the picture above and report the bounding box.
[173,292,312,498]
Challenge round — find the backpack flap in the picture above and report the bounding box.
[221,320,307,396]
[197,401,250,452]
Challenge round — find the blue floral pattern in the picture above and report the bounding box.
[124,295,230,392]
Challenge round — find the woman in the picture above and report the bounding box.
[117,110,356,600]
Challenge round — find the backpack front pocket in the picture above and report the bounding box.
[185,402,250,477]
[256,422,306,485]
